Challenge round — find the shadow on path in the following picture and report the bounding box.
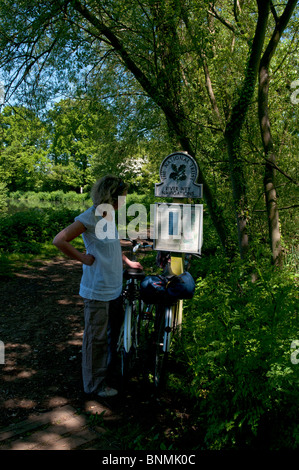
[0,256,195,451]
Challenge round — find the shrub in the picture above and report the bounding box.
[0,208,80,253]
[0,182,8,213]
[8,190,91,204]
[175,255,299,449]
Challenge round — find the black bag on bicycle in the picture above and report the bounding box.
[140,272,195,304]
[140,275,168,304]
[165,272,195,301]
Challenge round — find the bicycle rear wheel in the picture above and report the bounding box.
[154,305,173,389]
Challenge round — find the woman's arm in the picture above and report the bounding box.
[122,253,143,270]
[53,221,95,266]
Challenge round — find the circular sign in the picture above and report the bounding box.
[155,152,202,198]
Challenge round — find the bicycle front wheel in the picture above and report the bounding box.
[120,299,140,380]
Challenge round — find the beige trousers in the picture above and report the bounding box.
[82,297,123,394]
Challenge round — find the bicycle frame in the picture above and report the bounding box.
[163,305,174,352]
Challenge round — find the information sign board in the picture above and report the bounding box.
[153,203,203,254]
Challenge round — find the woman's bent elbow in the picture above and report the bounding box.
[53,235,62,247]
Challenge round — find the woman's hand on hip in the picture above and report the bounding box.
[82,253,96,266]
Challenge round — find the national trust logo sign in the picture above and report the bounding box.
[155,152,203,198]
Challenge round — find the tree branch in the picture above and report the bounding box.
[263,157,298,185]
[260,0,298,69]
[270,1,279,24]
[254,204,299,212]
[71,0,162,106]
[208,6,235,33]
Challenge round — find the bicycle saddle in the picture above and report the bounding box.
[124,268,145,279]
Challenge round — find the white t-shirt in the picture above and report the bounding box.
[75,206,123,301]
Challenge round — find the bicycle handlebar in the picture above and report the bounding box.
[122,238,153,253]
[122,237,202,263]
[133,242,152,253]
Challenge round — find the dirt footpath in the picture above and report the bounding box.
[0,255,195,450]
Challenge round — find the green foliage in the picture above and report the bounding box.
[46,98,121,190]
[9,190,91,204]
[0,198,298,450]
[0,207,80,253]
[0,191,157,256]
[175,254,299,449]
[0,100,169,195]
[0,0,298,449]
[0,182,8,213]
[103,420,174,451]
[0,0,298,257]
[0,106,49,192]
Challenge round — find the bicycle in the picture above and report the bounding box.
[118,241,196,391]
[117,239,152,385]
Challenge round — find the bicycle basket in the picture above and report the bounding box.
[166,271,195,301]
[140,275,168,304]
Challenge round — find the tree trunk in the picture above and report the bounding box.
[258,0,298,266]
[259,62,282,265]
[224,0,270,259]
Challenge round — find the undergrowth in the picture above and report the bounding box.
[172,252,299,449]
[1,196,298,449]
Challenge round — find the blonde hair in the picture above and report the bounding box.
[90,175,128,207]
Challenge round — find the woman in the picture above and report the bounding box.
[53,175,142,398]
